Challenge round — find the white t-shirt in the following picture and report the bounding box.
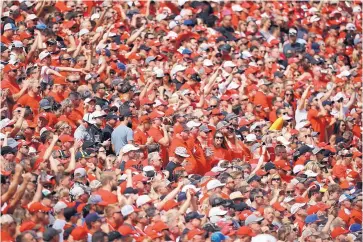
[41,66,59,84]
[52,219,66,242]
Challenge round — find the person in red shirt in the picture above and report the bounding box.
[147,114,170,166]
[94,174,118,204]
[307,97,327,142]
[17,82,42,117]
[19,202,51,233]
[134,116,153,151]
[209,131,232,167]
[1,23,17,45]
[0,214,16,242]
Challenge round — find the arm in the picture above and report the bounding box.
[9,173,31,207]
[26,35,39,62]
[195,92,205,108]
[1,164,23,203]
[64,145,77,173]
[317,99,327,117]
[250,146,266,176]
[32,177,43,202]
[11,82,30,101]
[156,182,183,210]
[9,108,26,137]
[178,190,192,214]
[321,83,336,102]
[72,40,83,58]
[297,84,311,111]
[157,125,170,146]
[344,92,356,110]
[126,25,146,45]
[43,135,59,161]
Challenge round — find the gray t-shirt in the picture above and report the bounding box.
[111,124,134,155]
[52,219,66,242]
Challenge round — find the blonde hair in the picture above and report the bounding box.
[304,161,320,173]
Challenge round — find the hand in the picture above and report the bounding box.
[52,134,59,142]
[125,169,132,175]
[146,136,154,145]
[73,140,83,151]
[102,139,111,147]
[23,173,33,182]
[86,162,95,170]
[15,164,24,173]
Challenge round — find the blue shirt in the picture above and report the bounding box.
[111,124,133,155]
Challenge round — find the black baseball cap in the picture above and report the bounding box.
[185,211,204,222]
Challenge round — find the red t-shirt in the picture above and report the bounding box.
[94,189,118,204]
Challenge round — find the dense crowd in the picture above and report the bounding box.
[0,0,362,242]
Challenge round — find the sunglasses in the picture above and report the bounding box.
[286,191,294,195]
[271,178,281,181]
[285,93,292,96]
[210,105,217,108]
[215,136,224,140]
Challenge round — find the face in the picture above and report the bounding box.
[214,133,224,146]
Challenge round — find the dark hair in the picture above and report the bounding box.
[249,188,262,202]
[92,231,108,242]
[213,131,227,149]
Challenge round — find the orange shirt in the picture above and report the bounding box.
[1,78,21,95]
[210,146,232,167]
[253,91,270,109]
[147,127,169,167]
[48,91,66,103]
[307,108,326,142]
[17,94,41,116]
[134,128,148,145]
[94,189,118,204]
[1,230,14,242]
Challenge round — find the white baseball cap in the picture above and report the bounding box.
[91,110,107,119]
[121,144,140,153]
[208,207,228,217]
[154,68,165,78]
[83,113,95,124]
[293,165,305,174]
[74,168,87,177]
[290,203,306,214]
[3,23,17,31]
[186,120,201,129]
[89,180,102,189]
[304,170,319,177]
[121,205,137,216]
[136,195,152,207]
[206,179,225,191]
[231,4,243,11]
[39,50,51,61]
[223,61,236,68]
[203,59,214,67]
[276,136,290,146]
[0,215,14,224]
[70,186,85,198]
[182,184,201,193]
[53,201,68,213]
[91,13,100,21]
[245,134,257,142]
[171,64,186,77]
[79,29,90,37]
[25,14,38,21]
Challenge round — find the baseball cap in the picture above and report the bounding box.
[53,201,67,213]
[199,125,211,133]
[223,61,236,68]
[289,28,297,36]
[245,214,264,225]
[216,121,229,130]
[4,23,17,31]
[207,180,225,191]
[121,205,139,217]
[175,146,190,157]
[211,232,229,242]
[331,227,349,239]
[74,168,86,177]
[237,226,255,237]
[208,207,228,217]
[187,229,205,240]
[88,195,108,206]
[136,195,152,207]
[108,231,124,241]
[185,211,204,222]
[39,50,51,60]
[305,214,319,223]
[71,227,88,241]
[121,144,140,153]
[0,215,14,225]
[85,213,103,224]
[27,202,51,213]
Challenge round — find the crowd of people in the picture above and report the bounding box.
[0,0,362,241]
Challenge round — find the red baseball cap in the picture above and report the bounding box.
[71,227,88,240]
[27,202,51,213]
[237,226,255,237]
[152,221,169,232]
[162,200,179,211]
[274,160,291,171]
[59,135,74,143]
[3,64,17,73]
[187,229,205,240]
[118,225,137,236]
